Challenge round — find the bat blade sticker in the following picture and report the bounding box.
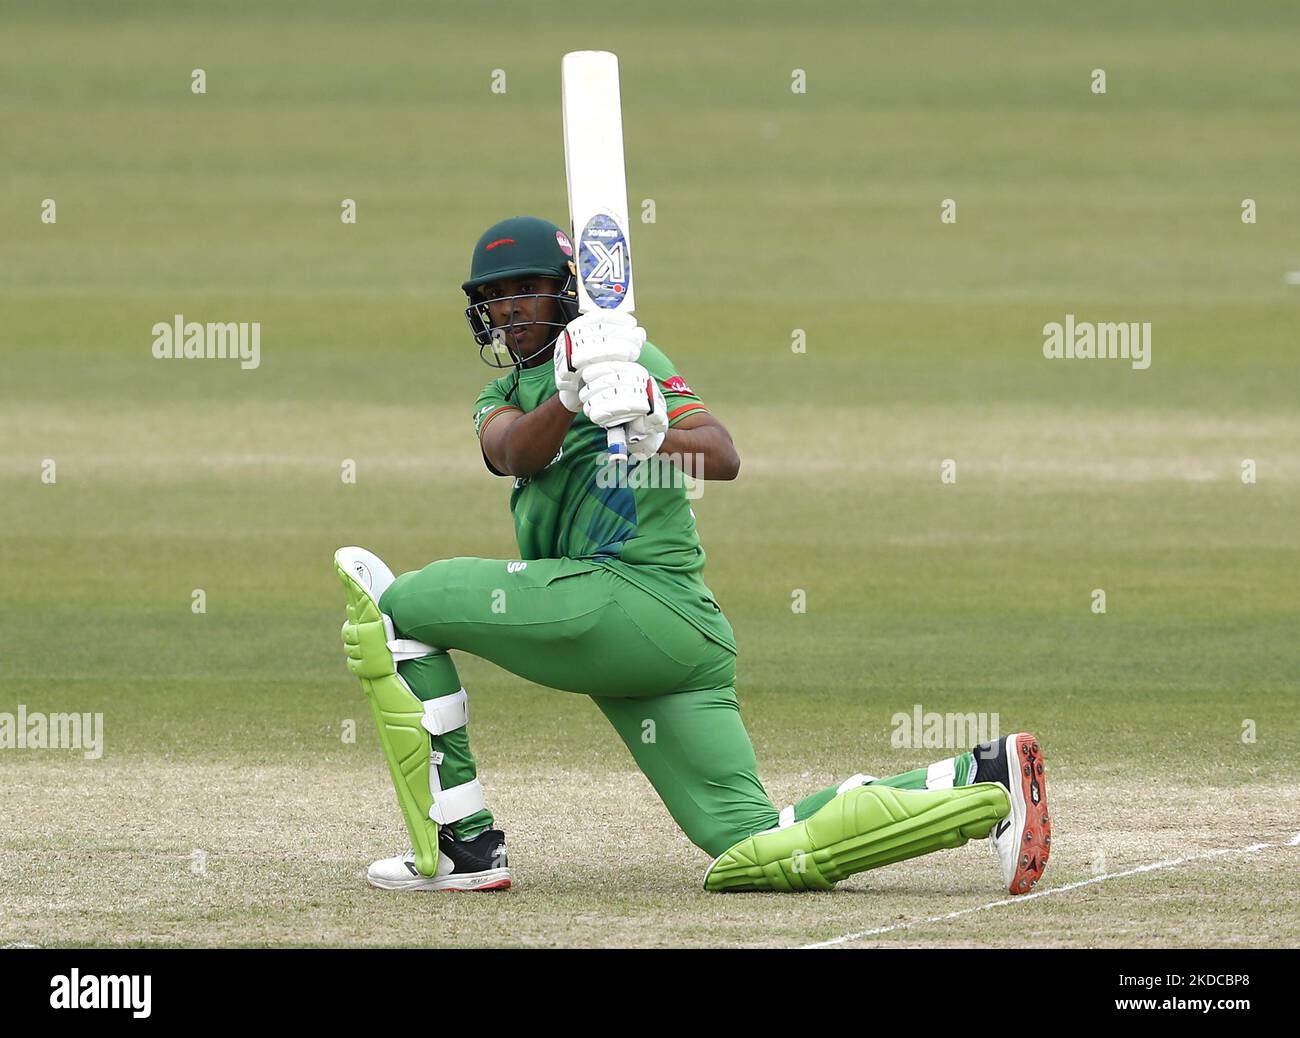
[578,213,632,309]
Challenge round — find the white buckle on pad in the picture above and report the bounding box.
[420,689,469,736]
[428,778,486,826]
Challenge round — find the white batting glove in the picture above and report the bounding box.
[553,341,582,411]
[579,360,659,429]
[553,312,646,413]
[626,383,668,460]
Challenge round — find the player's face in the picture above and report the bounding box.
[480,276,562,365]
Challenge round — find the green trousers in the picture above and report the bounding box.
[379,555,958,858]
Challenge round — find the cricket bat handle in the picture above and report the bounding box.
[606,424,629,459]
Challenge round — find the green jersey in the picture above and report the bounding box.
[473,342,735,653]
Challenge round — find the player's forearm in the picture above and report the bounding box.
[500,395,577,476]
[658,424,740,480]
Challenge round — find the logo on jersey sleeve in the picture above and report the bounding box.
[660,375,695,396]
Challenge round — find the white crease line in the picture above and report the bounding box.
[801,835,1299,949]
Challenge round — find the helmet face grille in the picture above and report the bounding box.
[465,284,572,369]
[465,279,576,370]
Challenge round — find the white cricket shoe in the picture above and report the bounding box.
[367,829,511,892]
[976,732,1052,894]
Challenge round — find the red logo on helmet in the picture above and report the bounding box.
[486,238,516,251]
[555,231,574,257]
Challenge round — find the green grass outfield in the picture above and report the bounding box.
[1,0,1297,947]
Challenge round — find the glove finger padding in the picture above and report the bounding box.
[579,359,646,389]
[564,313,645,369]
[579,361,656,429]
[567,310,639,334]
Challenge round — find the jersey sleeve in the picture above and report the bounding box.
[638,342,710,427]
[473,377,521,476]
[473,378,522,438]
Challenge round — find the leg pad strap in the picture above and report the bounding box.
[420,689,469,736]
[429,777,487,826]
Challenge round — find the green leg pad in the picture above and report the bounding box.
[335,560,440,878]
[704,782,1010,892]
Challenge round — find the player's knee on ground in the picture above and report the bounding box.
[693,822,766,860]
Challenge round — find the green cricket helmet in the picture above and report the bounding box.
[462,215,580,368]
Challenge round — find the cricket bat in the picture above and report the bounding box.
[561,50,636,460]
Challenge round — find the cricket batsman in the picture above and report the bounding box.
[334,216,1053,894]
